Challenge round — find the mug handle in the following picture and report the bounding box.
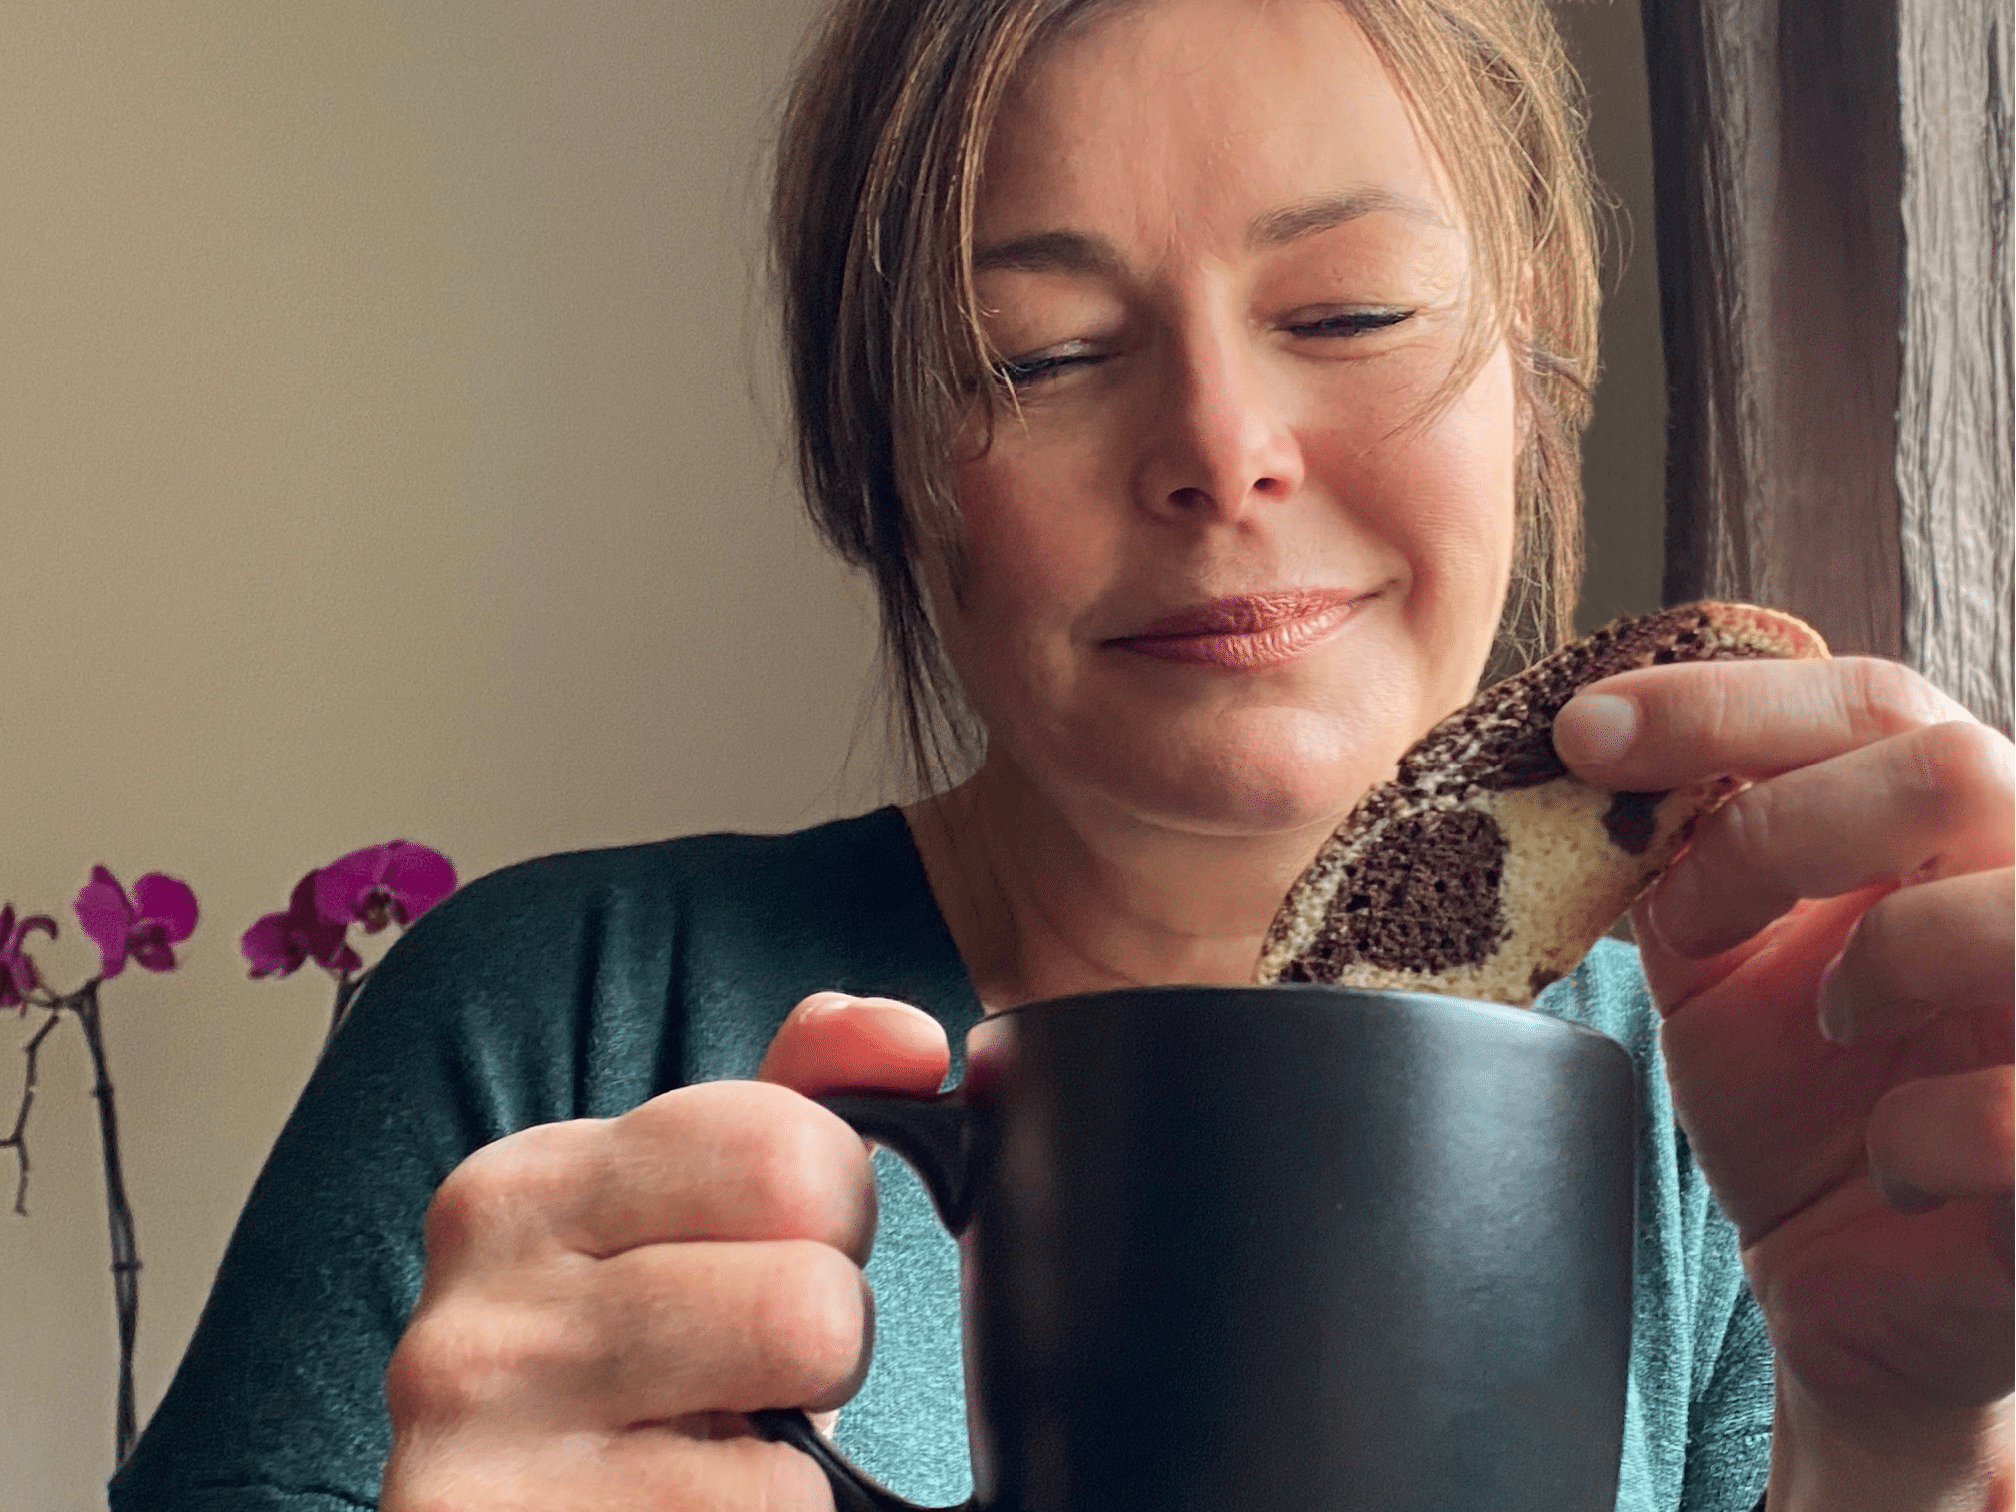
[749,1092,980,1512]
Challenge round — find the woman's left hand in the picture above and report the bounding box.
[1556,655,2012,1500]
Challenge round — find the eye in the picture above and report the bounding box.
[1283,308,1414,340]
[992,342,1105,388]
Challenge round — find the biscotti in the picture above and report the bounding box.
[1257,602,1828,1004]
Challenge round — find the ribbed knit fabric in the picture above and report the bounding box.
[109,808,1772,1511]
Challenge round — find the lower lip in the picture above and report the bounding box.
[1109,598,1367,671]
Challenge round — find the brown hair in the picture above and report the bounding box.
[772,0,1601,791]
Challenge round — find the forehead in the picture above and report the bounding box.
[979,0,1452,250]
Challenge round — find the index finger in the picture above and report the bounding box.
[419,1081,880,1273]
[1553,656,1977,791]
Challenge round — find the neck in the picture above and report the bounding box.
[904,759,1350,1010]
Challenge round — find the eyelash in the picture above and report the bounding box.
[993,308,1415,388]
[1285,307,1414,339]
[993,350,1093,386]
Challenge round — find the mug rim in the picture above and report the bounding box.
[988,981,1632,1060]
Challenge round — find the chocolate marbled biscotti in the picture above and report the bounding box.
[1257,603,1829,1005]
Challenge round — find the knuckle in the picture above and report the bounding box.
[425,1122,600,1257]
[1700,781,1774,872]
[739,1108,865,1242]
[1905,719,2013,811]
[388,1296,583,1427]
[746,1242,869,1398]
[654,1082,867,1245]
[1840,657,1956,738]
[388,1304,506,1424]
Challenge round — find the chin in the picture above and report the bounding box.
[1078,706,1407,839]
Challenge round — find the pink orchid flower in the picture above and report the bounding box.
[241,872,363,980]
[312,842,457,934]
[74,867,199,980]
[0,904,58,1008]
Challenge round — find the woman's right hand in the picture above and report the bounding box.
[379,992,952,1511]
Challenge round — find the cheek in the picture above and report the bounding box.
[933,441,1121,706]
[1330,355,1520,605]
[950,405,1146,604]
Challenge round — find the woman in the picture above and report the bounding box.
[112,0,2012,1508]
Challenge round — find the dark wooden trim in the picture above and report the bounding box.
[1644,0,2012,731]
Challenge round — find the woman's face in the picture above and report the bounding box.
[934,0,1520,837]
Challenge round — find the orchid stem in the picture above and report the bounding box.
[324,970,368,1054]
[71,981,140,1466]
[1,1008,65,1215]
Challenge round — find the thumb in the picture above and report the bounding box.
[758,992,950,1098]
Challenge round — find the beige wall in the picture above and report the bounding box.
[0,3,1663,1505]
[0,4,865,1504]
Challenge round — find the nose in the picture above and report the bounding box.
[1133,320,1305,522]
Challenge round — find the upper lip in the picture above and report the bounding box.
[1111,588,1370,641]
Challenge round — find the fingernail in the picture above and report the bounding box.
[1873,1167,1946,1216]
[1815,956,1854,1044]
[797,991,857,1019]
[1643,865,1704,954]
[1557,694,1638,767]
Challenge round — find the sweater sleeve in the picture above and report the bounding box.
[108,813,977,1512]
[1538,940,1776,1512]
[1679,1210,1775,1511]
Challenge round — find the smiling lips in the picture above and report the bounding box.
[1107,588,1371,671]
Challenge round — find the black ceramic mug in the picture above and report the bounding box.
[753,984,1638,1512]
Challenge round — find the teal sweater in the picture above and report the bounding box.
[110,809,1774,1511]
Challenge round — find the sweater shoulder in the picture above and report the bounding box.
[367,808,916,998]
[338,806,971,1110]
[407,808,913,945]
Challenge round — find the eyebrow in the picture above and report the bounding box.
[973,185,1446,276]
[972,229,1124,277]
[1248,187,1448,246]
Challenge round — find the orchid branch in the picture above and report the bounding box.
[2,1005,66,1215]
[0,841,457,1474]
[4,983,146,1462]
[72,981,142,1462]
[325,970,371,1052]
[0,870,194,1468]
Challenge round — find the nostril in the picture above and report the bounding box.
[1167,486,1211,509]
